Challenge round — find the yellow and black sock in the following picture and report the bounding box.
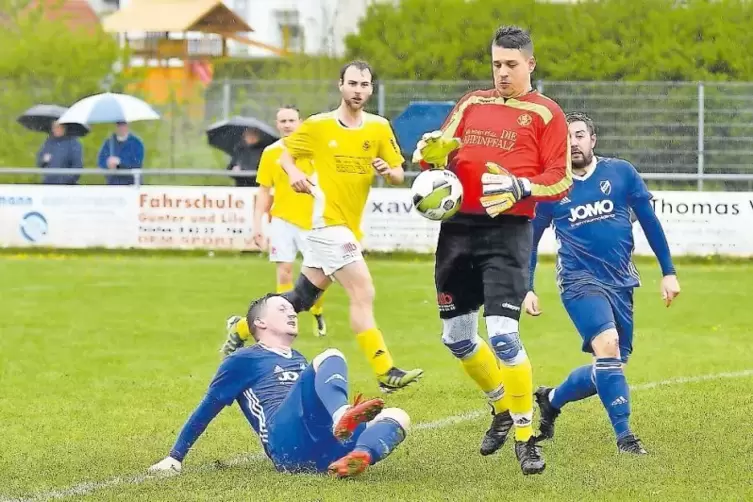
[356,328,394,376]
[460,342,509,414]
[276,282,293,294]
[499,357,534,441]
[309,292,325,316]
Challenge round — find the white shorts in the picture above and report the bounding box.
[302,225,363,277]
[268,217,309,263]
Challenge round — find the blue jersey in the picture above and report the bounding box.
[206,343,308,445]
[532,157,652,290]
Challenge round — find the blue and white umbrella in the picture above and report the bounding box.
[58,92,160,125]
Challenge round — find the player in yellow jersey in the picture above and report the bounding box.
[252,105,327,337]
[222,61,423,394]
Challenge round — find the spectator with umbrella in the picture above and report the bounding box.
[206,116,279,187]
[17,104,88,185]
[96,121,145,185]
[58,92,159,186]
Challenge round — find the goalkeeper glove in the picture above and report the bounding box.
[412,130,461,168]
[480,162,531,217]
[220,315,247,357]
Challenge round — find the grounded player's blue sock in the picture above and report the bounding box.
[594,357,632,439]
[314,354,349,417]
[550,364,597,409]
[354,417,406,464]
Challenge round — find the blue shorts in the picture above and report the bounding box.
[561,282,634,363]
[265,365,364,473]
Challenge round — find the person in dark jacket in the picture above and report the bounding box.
[227,128,263,187]
[97,122,145,185]
[37,121,83,185]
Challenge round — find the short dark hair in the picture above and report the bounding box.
[246,293,279,341]
[566,111,596,136]
[339,60,374,83]
[278,104,300,114]
[491,25,534,55]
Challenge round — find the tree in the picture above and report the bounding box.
[0,0,120,173]
[345,0,753,82]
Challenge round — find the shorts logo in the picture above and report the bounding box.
[517,113,532,126]
[437,292,455,312]
[341,241,359,260]
[325,373,347,384]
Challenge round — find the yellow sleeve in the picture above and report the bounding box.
[256,148,277,188]
[378,121,405,167]
[282,118,317,159]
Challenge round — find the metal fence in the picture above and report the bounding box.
[5,79,753,191]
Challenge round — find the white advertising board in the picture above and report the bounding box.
[0,185,136,248]
[1,185,752,257]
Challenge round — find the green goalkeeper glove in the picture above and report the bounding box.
[412,130,461,168]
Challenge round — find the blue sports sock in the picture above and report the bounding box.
[594,357,632,439]
[314,356,349,417]
[354,418,406,464]
[550,364,597,409]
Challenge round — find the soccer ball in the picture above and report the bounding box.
[410,169,463,221]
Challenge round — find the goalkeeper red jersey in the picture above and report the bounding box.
[422,89,572,218]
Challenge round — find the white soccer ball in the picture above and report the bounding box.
[410,169,463,221]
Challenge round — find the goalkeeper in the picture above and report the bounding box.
[413,25,571,475]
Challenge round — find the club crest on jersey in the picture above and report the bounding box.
[362,140,371,151]
[600,180,612,195]
[517,113,532,126]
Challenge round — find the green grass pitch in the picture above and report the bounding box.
[1,253,751,502]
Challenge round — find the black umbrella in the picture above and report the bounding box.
[206,116,279,156]
[17,104,90,137]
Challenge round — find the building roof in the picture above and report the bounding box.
[102,0,253,34]
[30,0,101,31]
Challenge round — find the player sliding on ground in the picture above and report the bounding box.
[150,294,410,478]
[527,112,681,454]
[222,60,423,394]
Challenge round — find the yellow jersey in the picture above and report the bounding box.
[282,111,404,240]
[256,140,315,230]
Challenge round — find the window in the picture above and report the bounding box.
[274,9,304,51]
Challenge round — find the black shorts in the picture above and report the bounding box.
[435,213,532,320]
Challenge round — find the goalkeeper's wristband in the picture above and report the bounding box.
[519,178,532,198]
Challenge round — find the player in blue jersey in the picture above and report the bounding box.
[525,112,681,455]
[148,294,410,478]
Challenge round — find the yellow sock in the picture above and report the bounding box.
[309,291,325,316]
[499,357,534,441]
[356,328,394,376]
[276,282,293,294]
[460,342,509,414]
[235,317,251,341]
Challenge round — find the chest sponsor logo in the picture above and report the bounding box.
[568,199,614,223]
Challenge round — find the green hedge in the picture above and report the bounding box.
[345,0,753,82]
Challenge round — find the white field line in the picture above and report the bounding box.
[3,369,752,502]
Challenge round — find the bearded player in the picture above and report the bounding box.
[527,112,680,454]
[413,25,571,474]
[223,60,423,394]
[252,105,327,338]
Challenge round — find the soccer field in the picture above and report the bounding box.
[1,253,751,502]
